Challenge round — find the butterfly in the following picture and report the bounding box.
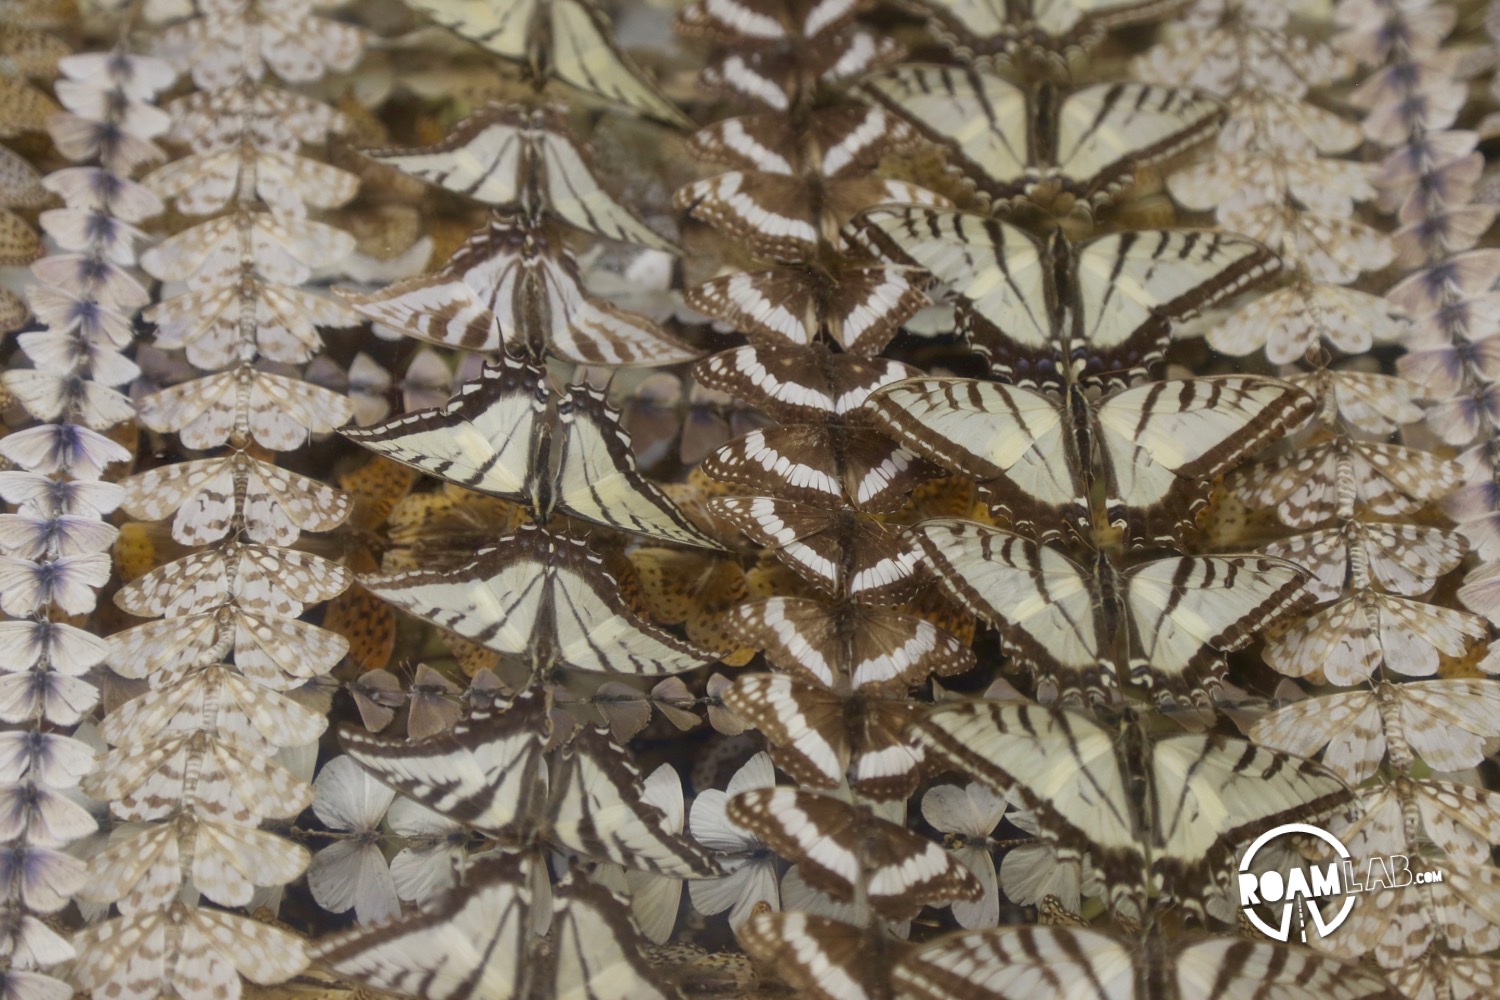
[685,255,931,356]
[342,213,697,366]
[913,700,1354,920]
[362,104,677,252]
[360,523,715,676]
[405,0,688,125]
[688,103,917,180]
[675,169,948,262]
[910,518,1313,703]
[850,205,1276,388]
[341,689,716,877]
[1264,589,1489,686]
[709,496,918,603]
[724,595,975,691]
[865,65,1222,207]
[723,672,926,800]
[727,787,983,920]
[311,854,679,1000]
[344,354,722,550]
[1263,520,1467,603]
[868,374,1314,547]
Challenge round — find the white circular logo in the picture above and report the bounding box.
[1238,823,1357,943]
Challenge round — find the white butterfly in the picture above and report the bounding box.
[308,755,400,925]
[0,552,110,616]
[70,905,309,1000]
[0,423,132,480]
[686,752,780,930]
[1250,679,1500,785]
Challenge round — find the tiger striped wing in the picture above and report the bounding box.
[555,383,726,548]
[1122,554,1312,701]
[909,519,1106,699]
[849,207,1053,380]
[343,358,541,501]
[548,727,718,878]
[865,377,1082,540]
[309,854,536,1000]
[895,926,1402,1000]
[337,689,551,835]
[1093,375,1315,545]
[537,116,679,251]
[863,65,1031,200]
[1070,230,1276,384]
[360,524,715,675]
[362,105,528,204]
[727,787,981,920]
[405,0,687,125]
[546,0,691,126]
[549,877,684,1000]
[1052,83,1222,201]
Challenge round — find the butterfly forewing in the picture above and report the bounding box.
[895,926,1402,1000]
[913,702,1353,918]
[361,525,715,675]
[549,728,718,878]
[709,496,918,603]
[343,359,540,500]
[555,384,726,549]
[725,596,975,691]
[310,853,536,1000]
[549,877,684,1000]
[338,690,551,835]
[728,787,980,919]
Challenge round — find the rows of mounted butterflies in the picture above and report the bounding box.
[302,0,1415,998]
